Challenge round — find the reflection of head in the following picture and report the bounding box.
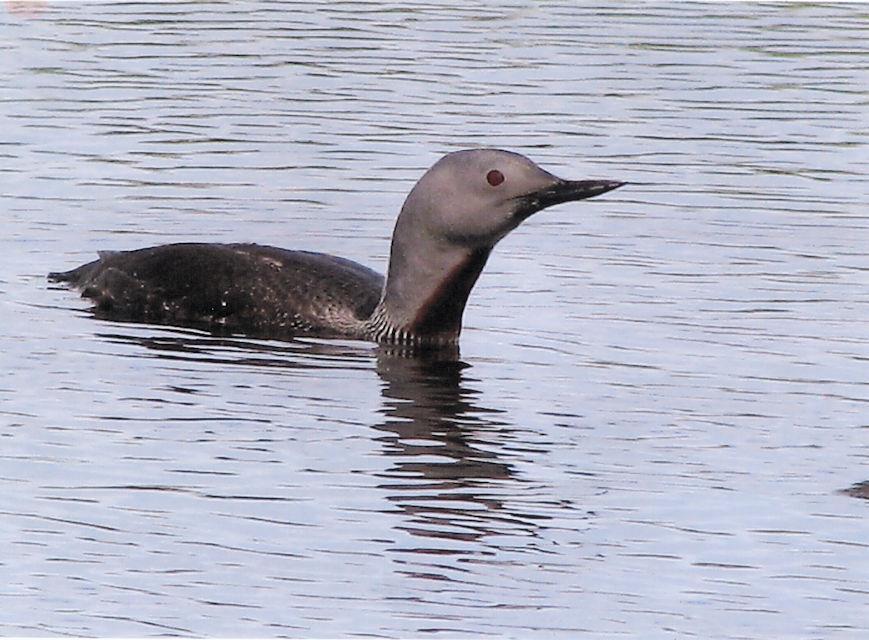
[373,349,535,544]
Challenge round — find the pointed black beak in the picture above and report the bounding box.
[514,179,624,220]
[543,179,625,206]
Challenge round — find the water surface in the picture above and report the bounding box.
[1,2,868,637]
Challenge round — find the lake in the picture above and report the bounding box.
[1,1,868,637]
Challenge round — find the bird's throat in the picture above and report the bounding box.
[371,247,491,346]
[409,247,490,338]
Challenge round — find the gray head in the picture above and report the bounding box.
[372,148,623,346]
[395,148,623,248]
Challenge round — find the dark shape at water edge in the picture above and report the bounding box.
[840,481,869,500]
[50,149,623,350]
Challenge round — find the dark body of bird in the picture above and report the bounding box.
[51,243,384,339]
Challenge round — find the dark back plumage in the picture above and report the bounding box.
[50,243,383,338]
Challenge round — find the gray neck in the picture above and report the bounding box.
[364,240,491,346]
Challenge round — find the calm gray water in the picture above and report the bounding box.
[2,1,868,637]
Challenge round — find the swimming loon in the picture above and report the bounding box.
[49,149,623,347]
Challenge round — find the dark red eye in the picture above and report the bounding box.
[486,169,505,187]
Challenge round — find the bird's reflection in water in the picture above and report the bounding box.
[93,328,552,547]
[95,326,375,371]
[374,347,545,546]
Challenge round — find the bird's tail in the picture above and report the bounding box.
[48,259,101,285]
